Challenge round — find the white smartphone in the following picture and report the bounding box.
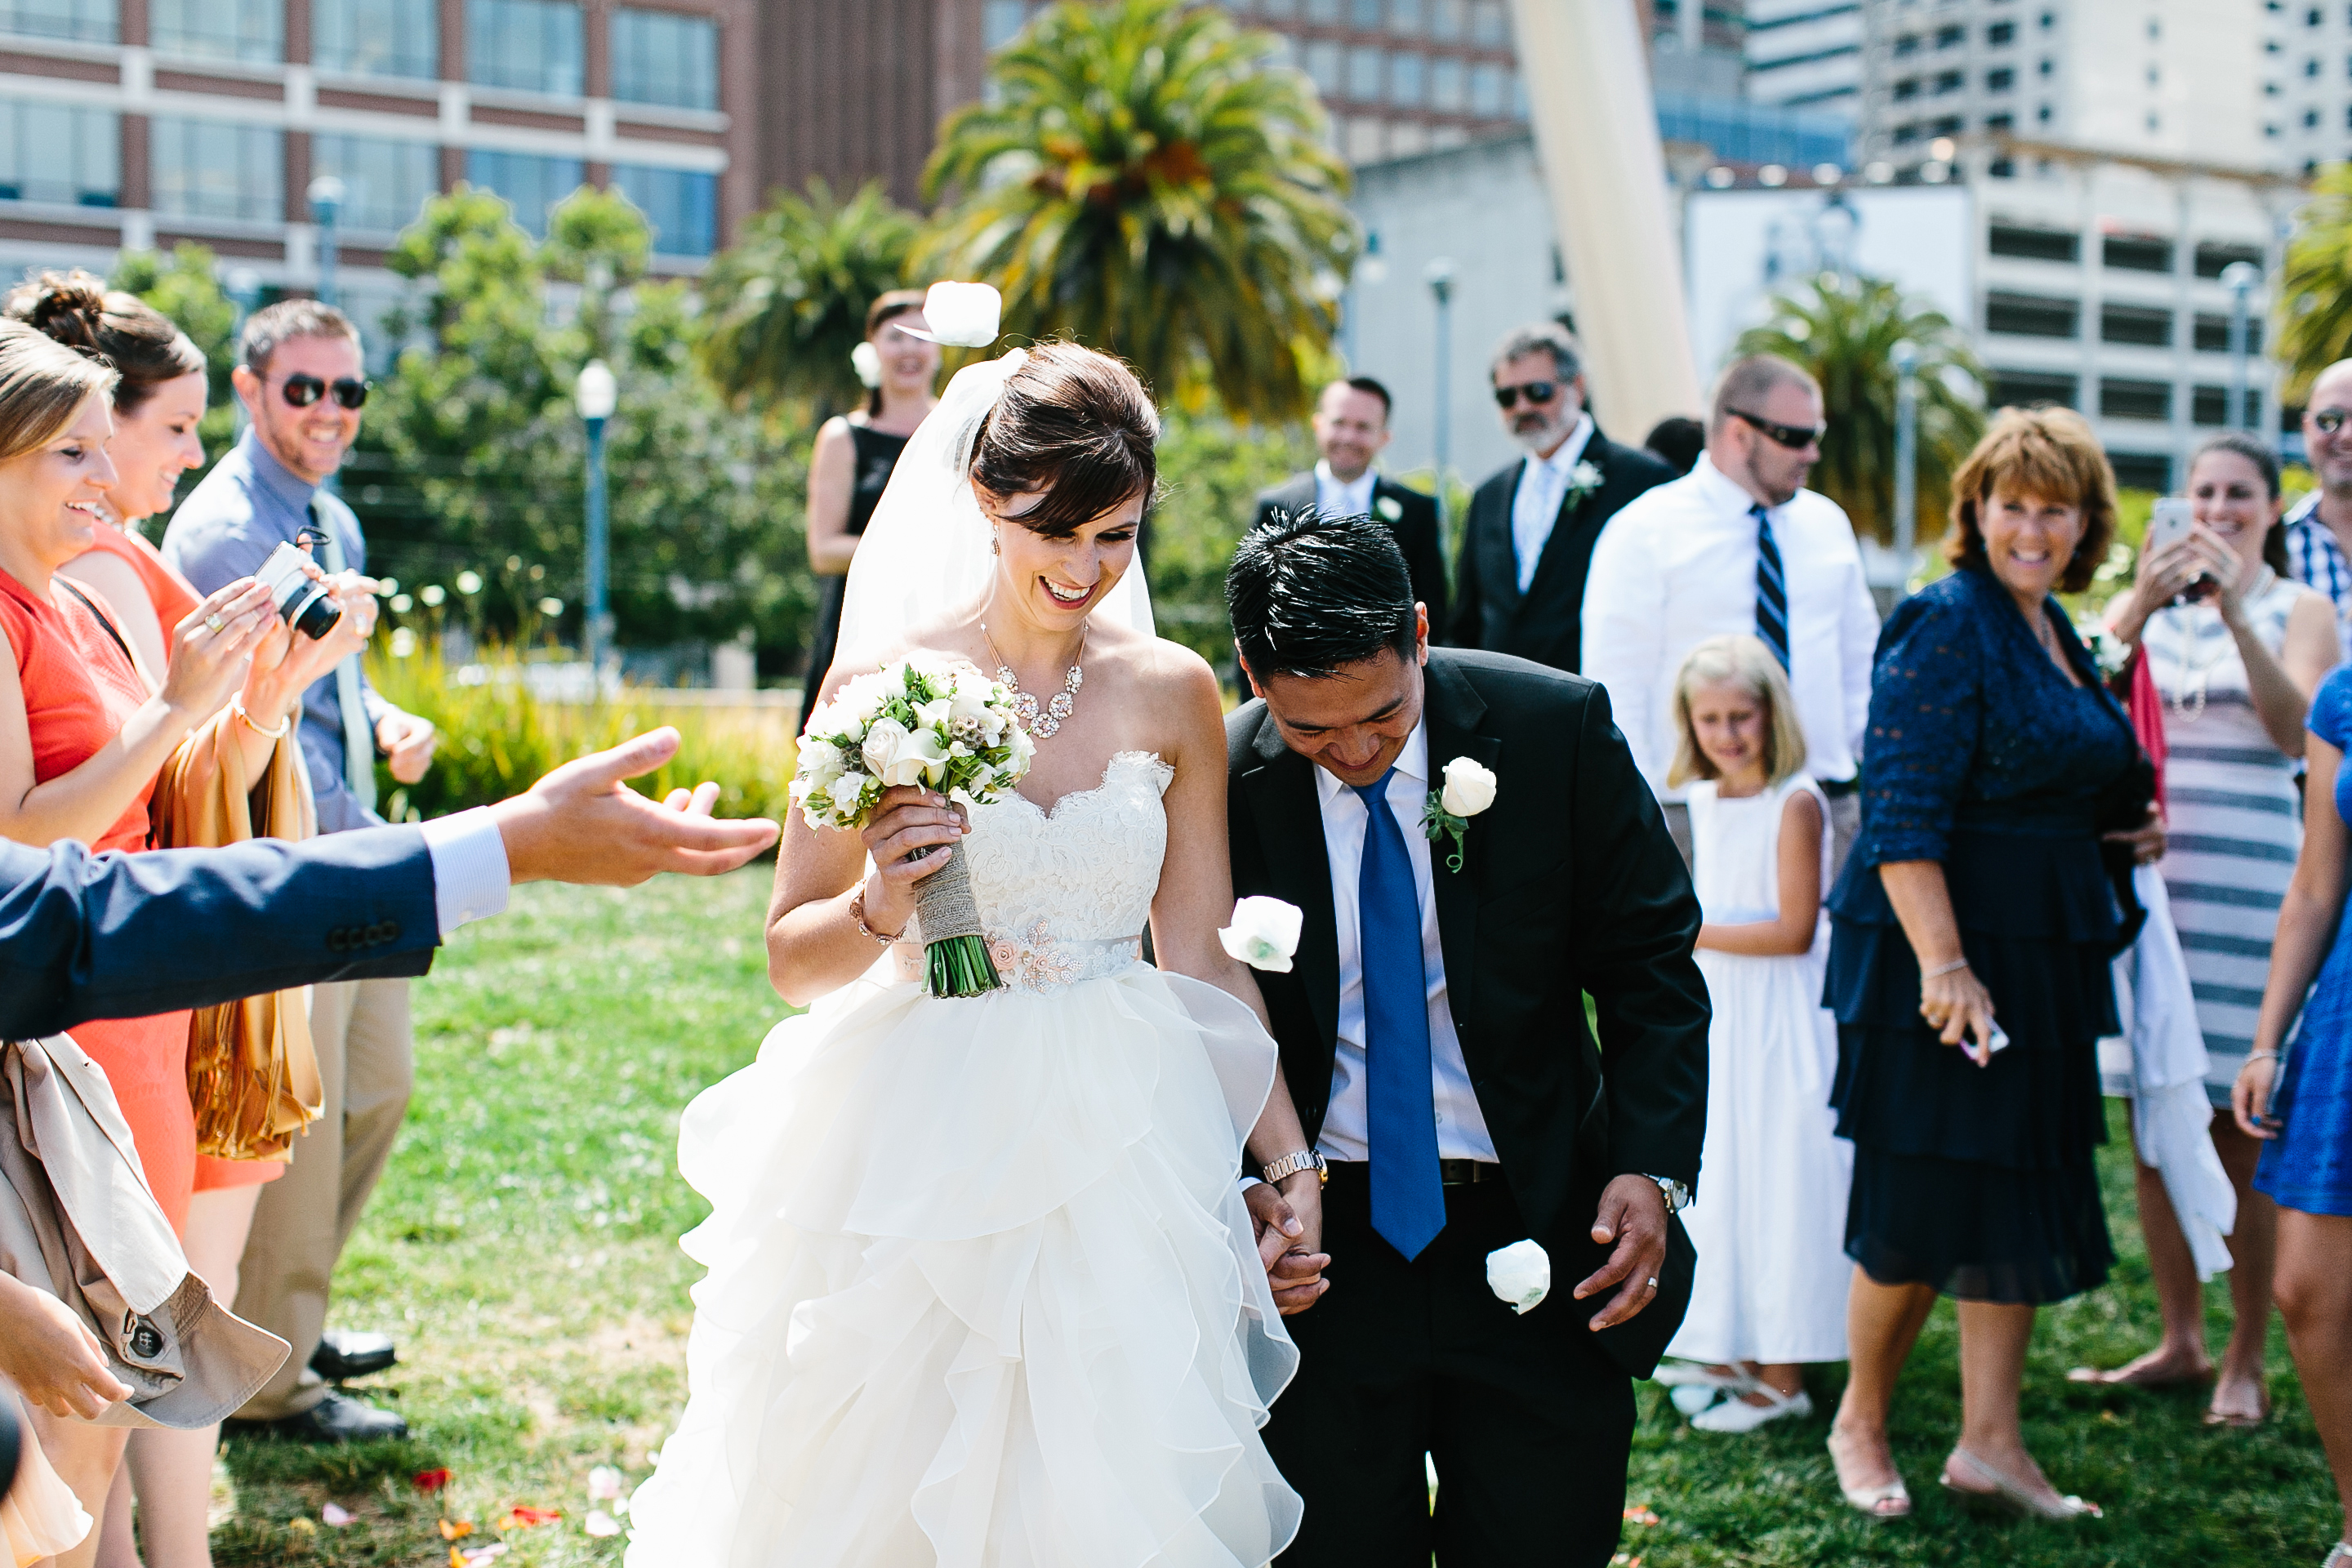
[2145,497,2195,557]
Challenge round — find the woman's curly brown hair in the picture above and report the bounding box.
[1943,405,2118,595]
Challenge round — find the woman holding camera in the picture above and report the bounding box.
[0,318,368,1568]
[2079,433,2339,1428]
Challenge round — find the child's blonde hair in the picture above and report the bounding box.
[1668,634,1809,788]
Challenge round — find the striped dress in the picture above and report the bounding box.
[2146,574,2314,1107]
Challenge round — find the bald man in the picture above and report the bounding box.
[2283,357,2352,658]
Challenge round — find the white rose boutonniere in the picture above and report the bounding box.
[1376,494,1403,522]
[1422,756,1498,873]
[1562,459,1605,510]
[1219,896,1304,973]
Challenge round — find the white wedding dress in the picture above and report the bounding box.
[626,751,1302,1568]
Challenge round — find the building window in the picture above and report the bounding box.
[1352,0,1382,24]
[1988,67,2015,91]
[1989,368,2078,408]
[2040,56,2053,74]
[466,147,584,235]
[2110,452,2174,490]
[1895,33,1919,56]
[1470,0,1507,47]
[2103,234,2173,272]
[1989,223,2078,261]
[1391,0,1424,35]
[149,116,283,221]
[2192,385,2231,426]
[469,0,583,97]
[1986,112,2016,131]
[1986,292,2079,338]
[1936,23,1964,46]
[311,133,436,231]
[1893,122,1919,144]
[1931,114,1963,135]
[1304,39,1341,96]
[1895,78,1920,100]
[151,0,280,62]
[1392,51,1424,105]
[1430,55,1463,110]
[612,8,719,111]
[1306,0,1339,20]
[1989,20,2016,44]
[2040,8,2055,25]
[0,0,116,44]
[982,0,1027,48]
[2194,313,2265,352]
[2100,302,2174,345]
[314,0,437,80]
[2310,5,2324,23]
[2193,241,2262,278]
[0,100,117,205]
[1430,0,1463,40]
[2038,103,2053,122]
[2100,378,2173,421]
[610,163,715,256]
[1347,46,1384,102]
[1934,69,1963,93]
[1469,61,1503,116]
[2310,56,2324,75]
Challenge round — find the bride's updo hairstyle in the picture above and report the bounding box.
[969,342,1159,540]
[4,270,206,419]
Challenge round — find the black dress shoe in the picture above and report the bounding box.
[311,1330,399,1382]
[223,1391,408,1445]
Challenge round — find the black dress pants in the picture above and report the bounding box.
[1263,1164,1636,1567]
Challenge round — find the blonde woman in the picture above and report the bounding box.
[1655,634,1852,1433]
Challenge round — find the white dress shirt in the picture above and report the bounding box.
[1579,452,1878,800]
[1508,413,1596,591]
[1314,459,1379,522]
[1312,721,1498,1165]
[418,807,511,938]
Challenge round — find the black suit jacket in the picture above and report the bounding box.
[1225,648,1709,1374]
[1448,425,1674,674]
[1256,473,1448,629]
[2,830,441,1041]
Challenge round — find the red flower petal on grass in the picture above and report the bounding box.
[412,1468,453,1494]
[499,1506,562,1530]
[1622,1504,1661,1526]
[439,1519,475,1541]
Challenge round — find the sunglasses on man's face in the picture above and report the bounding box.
[1728,408,1826,452]
[279,373,370,411]
[2311,408,2352,437]
[1493,381,1559,411]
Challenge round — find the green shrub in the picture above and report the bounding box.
[368,645,800,829]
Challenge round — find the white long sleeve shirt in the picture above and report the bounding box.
[1579,453,1878,800]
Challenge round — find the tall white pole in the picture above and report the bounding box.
[1505,0,1704,435]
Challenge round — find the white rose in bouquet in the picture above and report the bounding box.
[862,716,949,789]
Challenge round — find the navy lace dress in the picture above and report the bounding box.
[1825,564,2140,1304]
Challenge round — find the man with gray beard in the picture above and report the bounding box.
[1446,323,1675,674]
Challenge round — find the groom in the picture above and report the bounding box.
[1224,510,1708,1566]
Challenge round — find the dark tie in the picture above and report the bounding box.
[1351,770,1446,1261]
[1753,501,1791,672]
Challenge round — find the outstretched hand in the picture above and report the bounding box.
[1242,1175,1330,1316]
[1572,1174,1669,1332]
[490,728,780,885]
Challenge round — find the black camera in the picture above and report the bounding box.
[255,538,342,641]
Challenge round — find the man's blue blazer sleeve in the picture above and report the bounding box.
[0,828,443,1040]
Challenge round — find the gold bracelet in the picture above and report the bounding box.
[231,698,291,740]
[848,888,904,947]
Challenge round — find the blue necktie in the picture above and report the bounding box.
[1352,770,1446,1261]
[1753,501,1791,672]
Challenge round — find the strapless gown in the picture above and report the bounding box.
[626,751,1302,1567]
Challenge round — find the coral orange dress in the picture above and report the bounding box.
[77,519,201,637]
[0,567,207,1232]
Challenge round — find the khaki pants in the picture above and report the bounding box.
[229,976,413,1419]
[1663,789,1862,883]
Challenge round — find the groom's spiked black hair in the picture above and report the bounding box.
[1227,508,1419,681]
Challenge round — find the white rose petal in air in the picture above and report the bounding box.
[1486,1238,1551,1315]
[850,340,882,388]
[588,1466,625,1502]
[1440,756,1499,817]
[1219,896,1304,973]
[912,281,1002,347]
[585,1509,622,1538]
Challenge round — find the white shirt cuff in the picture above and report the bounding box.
[419,806,511,938]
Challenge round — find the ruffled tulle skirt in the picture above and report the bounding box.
[624,962,1301,1568]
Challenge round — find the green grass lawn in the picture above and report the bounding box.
[212,868,2341,1566]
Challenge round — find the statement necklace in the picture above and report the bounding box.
[2158,566,2274,724]
[981,623,1085,739]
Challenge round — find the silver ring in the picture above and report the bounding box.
[1646,1277,1659,1290]
[203,612,225,633]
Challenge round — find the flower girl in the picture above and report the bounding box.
[1659,634,1855,1433]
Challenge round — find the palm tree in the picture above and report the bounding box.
[918,0,1356,423]
[1735,271,1984,544]
[696,178,920,412]
[2280,162,2352,403]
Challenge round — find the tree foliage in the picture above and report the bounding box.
[920,0,1356,423]
[696,179,920,414]
[1734,271,1984,544]
[2280,163,2352,403]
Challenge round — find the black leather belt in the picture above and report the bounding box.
[1820,774,1860,799]
[1439,1160,1501,1186]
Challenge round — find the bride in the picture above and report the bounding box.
[625,341,1324,1566]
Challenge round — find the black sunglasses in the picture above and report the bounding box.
[2313,409,2352,435]
[279,372,370,410]
[1728,408,1825,451]
[1493,380,1559,411]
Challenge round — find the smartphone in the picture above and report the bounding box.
[2145,497,2195,557]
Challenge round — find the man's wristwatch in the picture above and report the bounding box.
[1644,1174,1690,1214]
[1261,1149,1328,1187]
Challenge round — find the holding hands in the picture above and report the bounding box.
[1243,1174,1330,1316]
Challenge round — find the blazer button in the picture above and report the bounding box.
[327,928,349,954]
[380,920,401,943]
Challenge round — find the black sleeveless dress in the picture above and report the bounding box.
[803,421,911,697]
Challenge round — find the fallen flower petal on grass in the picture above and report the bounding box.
[585,1509,621,1537]
[499,1506,562,1530]
[457,1546,508,1566]
[588,1465,625,1500]
[439,1518,475,1541]
[322,1503,354,1526]
[1623,1504,1661,1526]
[412,1468,453,1494]
[287,1517,317,1535]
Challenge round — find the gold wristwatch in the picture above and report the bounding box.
[1260,1149,1328,1187]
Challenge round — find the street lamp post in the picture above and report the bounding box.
[577,360,618,684]
[306,176,346,310]
[2221,259,2261,433]
[1891,339,1919,595]
[1426,257,1455,517]
[225,266,262,438]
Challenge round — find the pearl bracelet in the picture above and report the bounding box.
[849,888,904,947]
[231,698,291,740]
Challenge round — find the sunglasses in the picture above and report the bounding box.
[1493,381,1558,411]
[1728,408,1826,451]
[279,373,370,411]
[2312,409,2352,435]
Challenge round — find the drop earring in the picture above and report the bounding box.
[991,531,1001,557]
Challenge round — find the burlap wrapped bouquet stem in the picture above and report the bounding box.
[913,804,1002,996]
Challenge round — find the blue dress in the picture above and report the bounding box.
[2255,664,2352,1216]
[1825,565,2140,1304]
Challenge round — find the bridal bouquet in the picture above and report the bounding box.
[793,657,1036,996]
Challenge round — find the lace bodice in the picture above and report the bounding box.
[956,750,1172,990]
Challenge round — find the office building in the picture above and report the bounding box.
[1745,0,1863,113]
